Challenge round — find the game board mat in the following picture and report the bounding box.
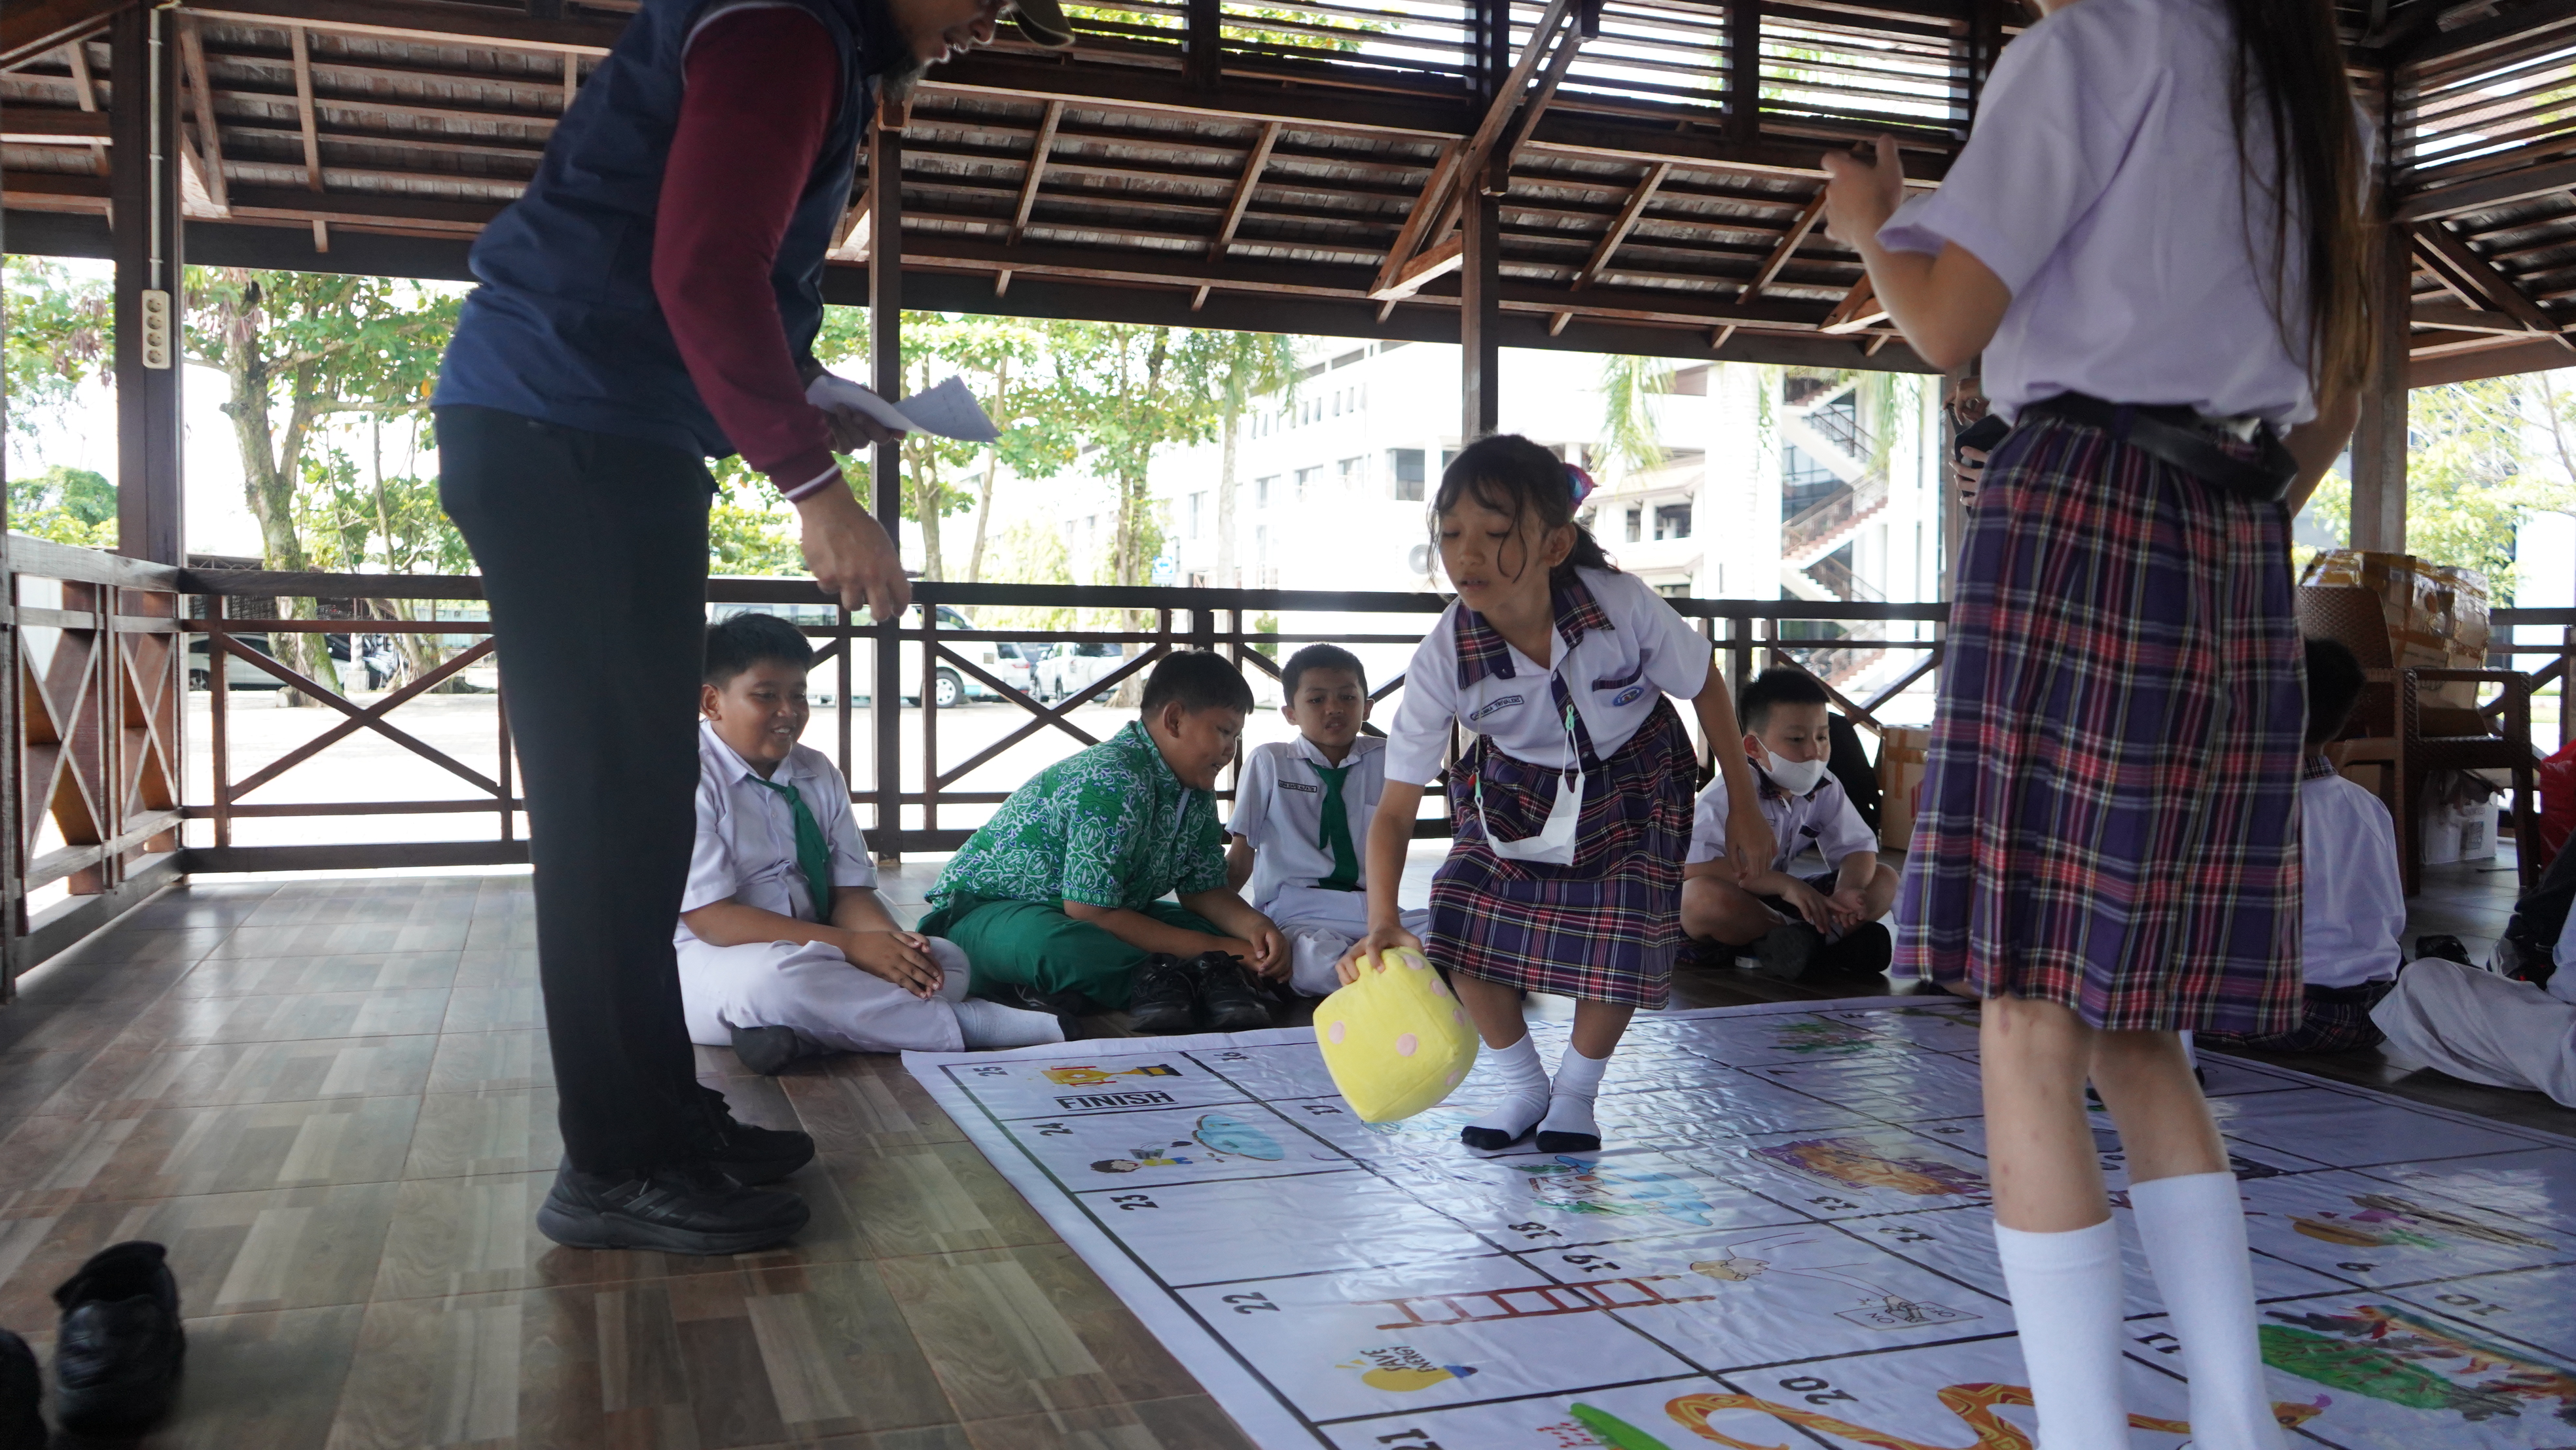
[906,997,2576,1450]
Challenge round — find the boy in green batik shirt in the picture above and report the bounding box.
[923,651,1287,1029]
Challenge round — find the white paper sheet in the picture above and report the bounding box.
[907,1000,2576,1450]
[806,372,1001,442]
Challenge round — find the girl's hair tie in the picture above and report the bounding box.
[1565,465,1596,508]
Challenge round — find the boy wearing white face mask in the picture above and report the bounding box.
[1681,667,1898,981]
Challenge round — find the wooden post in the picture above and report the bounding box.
[1726,0,1760,145]
[1461,0,1508,442]
[1186,0,1221,88]
[2350,219,2411,553]
[111,5,185,567]
[870,110,904,855]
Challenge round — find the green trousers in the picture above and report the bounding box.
[929,898,1219,1010]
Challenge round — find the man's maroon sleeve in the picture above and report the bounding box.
[652,7,844,499]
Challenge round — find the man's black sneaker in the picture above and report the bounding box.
[1190,953,1272,1033]
[1816,922,1893,979]
[1126,954,1197,1034]
[2415,933,2474,967]
[51,1240,185,1438]
[0,1328,43,1450]
[1749,922,1826,981]
[536,1162,808,1255]
[731,1025,829,1076]
[690,1086,816,1186]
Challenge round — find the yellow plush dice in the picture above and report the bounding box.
[1315,949,1480,1123]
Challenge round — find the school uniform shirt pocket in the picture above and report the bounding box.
[1589,650,1651,707]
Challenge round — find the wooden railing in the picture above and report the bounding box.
[9,542,2576,998]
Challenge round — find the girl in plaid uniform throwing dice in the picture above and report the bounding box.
[1340,434,1773,1154]
[1820,0,2372,1444]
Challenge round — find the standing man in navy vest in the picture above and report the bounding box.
[433,0,1072,1254]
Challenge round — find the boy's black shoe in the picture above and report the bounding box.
[1002,983,1096,1019]
[0,1328,43,1450]
[1126,955,1197,1034]
[730,1025,829,1078]
[1749,923,1826,981]
[2415,934,2474,968]
[536,1161,808,1255]
[692,1086,816,1186]
[1190,953,1272,1033]
[2496,934,2557,987]
[1816,922,1893,979]
[50,1241,184,1438]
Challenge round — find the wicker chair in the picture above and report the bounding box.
[2295,585,2539,896]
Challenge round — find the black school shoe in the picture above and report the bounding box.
[1816,922,1893,979]
[692,1085,817,1186]
[1189,953,1273,1033]
[1749,922,1827,981]
[537,1161,810,1255]
[51,1241,185,1438]
[2415,934,2474,968]
[0,1328,43,1450]
[1126,955,1196,1034]
[730,1025,831,1077]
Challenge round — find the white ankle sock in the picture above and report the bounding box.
[1992,1218,2132,1450]
[1461,1034,1550,1150]
[954,998,1066,1050]
[1537,1043,1609,1151]
[2132,1171,2285,1450]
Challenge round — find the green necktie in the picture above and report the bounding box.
[751,776,834,922]
[1315,762,1359,892]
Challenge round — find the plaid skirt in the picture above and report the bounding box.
[1429,697,1696,1007]
[1895,414,2305,1035]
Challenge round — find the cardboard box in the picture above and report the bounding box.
[1878,726,1929,851]
[2301,550,2492,709]
[2456,798,2501,862]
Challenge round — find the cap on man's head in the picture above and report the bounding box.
[1009,0,1076,48]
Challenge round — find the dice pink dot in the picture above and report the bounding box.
[1396,1033,1420,1057]
[1327,1020,1346,1044]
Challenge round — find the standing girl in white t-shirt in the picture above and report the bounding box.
[1339,434,1774,1152]
[1821,0,2372,1445]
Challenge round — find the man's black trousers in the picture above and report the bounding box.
[438,404,718,1175]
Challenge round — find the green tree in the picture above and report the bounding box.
[1182,328,1298,588]
[3,258,111,434]
[9,465,117,548]
[1040,322,1213,589]
[185,268,459,700]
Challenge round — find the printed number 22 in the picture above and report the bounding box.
[1109,1194,1157,1211]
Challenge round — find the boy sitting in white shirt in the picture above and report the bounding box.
[1225,645,1431,996]
[1680,667,1898,981]
[679,614,1062,1074]
[2204,638,2403,1053]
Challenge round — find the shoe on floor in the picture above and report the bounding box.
[1749,922,1827,981]
[730,1024,830,1076]
[2416,933,2473,967]
[51,1240,185,1438]
[1815,921,1893,978]
[1189,953,1272,1033]
[0,1328,43,1450]
[692,1086,816,1186]
[537,1161,809,1255]
[1126,954,1197,1034]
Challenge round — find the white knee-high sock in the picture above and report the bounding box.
[1537,1042,1608,1152]
[953,997,1066,1049]
[2131,1172,2285,1450]
[1992,1219,2132,1450]
[1460,1034,1550,1150]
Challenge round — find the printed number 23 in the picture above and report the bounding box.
[1109,1194,1157,1210]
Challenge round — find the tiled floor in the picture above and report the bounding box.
[0,850,2567,1448]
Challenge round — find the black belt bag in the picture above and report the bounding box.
[2016,392,2299,504]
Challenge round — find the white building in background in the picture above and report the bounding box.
[1033,340,1948,719]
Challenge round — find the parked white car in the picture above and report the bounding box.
[1031,640,1130,704]
[710,602,1028,707]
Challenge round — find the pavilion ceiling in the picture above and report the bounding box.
[3,0,2573,376]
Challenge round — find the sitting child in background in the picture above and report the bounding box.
[1680,667,1898,981]
[1226,644,1432,997]
[921,650,1287,1035]
[2203,638,2403,1054]
[677,614,1064,1076]
[2372,957,2576,1108]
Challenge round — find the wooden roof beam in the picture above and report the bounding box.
[178,0,618,56]
[1370,141,1461,296]
[289,25,323,190]
[1569,161,1669,292]
[1370,234,1463,302]
[2410,219,2573,351]
[1819,272,1884,333]
[1209,120,1280,258]
[2412,302,2533,334]
[179,18,232,213]
[1007,99,1062,245]
[3,0,127,72]
[62,39,109,178]
[1739,188,1825,298]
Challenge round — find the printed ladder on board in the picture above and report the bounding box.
[905,998,2576,1449]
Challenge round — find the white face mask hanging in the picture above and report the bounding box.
[1478,694,1584,865]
